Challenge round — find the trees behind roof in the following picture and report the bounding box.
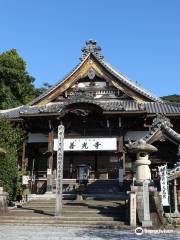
[161,94,180,103]
[0,49,36,109]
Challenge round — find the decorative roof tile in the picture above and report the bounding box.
[80,40,104,61]
[132,114,180,146]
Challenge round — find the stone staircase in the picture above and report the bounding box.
[0,180,130,228]
[0,199,130,228]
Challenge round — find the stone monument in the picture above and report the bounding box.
[55,125,64,217]
[130,191,136,226]
[0,147,8,215]
[142,180,152,227]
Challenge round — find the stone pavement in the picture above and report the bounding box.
[0,226,179,240]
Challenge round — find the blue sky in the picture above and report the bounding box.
[0,0,180,96]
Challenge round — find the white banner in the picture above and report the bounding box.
[158,165,169,206]
[54,138,117,151]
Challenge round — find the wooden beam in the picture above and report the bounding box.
[21,140,26,171]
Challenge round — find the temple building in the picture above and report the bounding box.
[1,40,180,196]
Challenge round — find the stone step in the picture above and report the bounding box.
[86,186,120,189]
[83,194,127,200]
[22,205,125,210]
[0,215,123,221]
[2,197,128,228]
[8,211,124,218]
[22,199,127,208]
[87,186,119,189]
[0,220,130,229]
[31,193,125,201]
[87,180,118,184]
[22,202,125,208]
[22,199,126,206]
[87,184,120,187]
[24,201,124,205]
[16,206,124,212]
[86,190,120,194]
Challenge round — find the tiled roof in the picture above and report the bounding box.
[29,57,87,106]
[126,114,180,149]
[0,106,23,119]
[138,114,180,145]
[98,59,163,103]
[1,100,180,118]
[144,102,180,114]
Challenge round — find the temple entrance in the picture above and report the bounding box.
[53,151,120,180]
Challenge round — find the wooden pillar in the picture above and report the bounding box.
[122,152,126,175]
[95,154,98,172]
[46,127,54,193]
[69,155,73,178]
[21,140,26,171]
[174,179,179,214]
[117,136,125,180]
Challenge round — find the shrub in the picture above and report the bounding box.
[0,117,24,201]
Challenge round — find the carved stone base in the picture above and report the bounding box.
[130,185,165,227]
[142,220,152,227]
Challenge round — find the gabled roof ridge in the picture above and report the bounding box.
[29,54,90,106]
[96,56,163,103]
[29,40,164,106]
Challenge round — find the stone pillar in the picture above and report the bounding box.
[174,179,179,214]
[130,191,136,226]
[142,180,152,227]
[0,187,8,215]
[55,125,64,217]
[136,152,151,184]
[178,189,180,206]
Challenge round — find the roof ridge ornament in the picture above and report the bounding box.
[152,114,172,128]
[80,40,104,61]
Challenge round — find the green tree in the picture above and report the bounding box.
[0,49,36,109]
[161,94,180,103]
[0,117,24,200]
[35,82,52,97]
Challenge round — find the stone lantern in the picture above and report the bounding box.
[126,139,157,184]
[126,140,159,227]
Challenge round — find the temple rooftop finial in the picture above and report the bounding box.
[80,39,104,61]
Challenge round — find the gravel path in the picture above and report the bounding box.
[0,225,179,240]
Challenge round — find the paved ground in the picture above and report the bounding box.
[0,226,179,240]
